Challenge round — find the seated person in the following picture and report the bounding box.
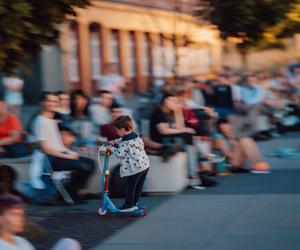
[149,93,205,189]
[0,194,82,250]
[213,74,235,118]
[33,92,95,202]
[100,103,122,141]
[0,98,31,158]
[69,90,98,148]
[89,90,113,127]
[178,87,224,174]
[178,83,218,136]
[213,118,270,174]
[55,91,71,115]
[101,104,177,160]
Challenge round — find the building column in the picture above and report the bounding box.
[59,23,72,91]
[150,33,161,78]
[78,22,92,95]
[119,30,129,77]
[101,26,111,69]
[210,40,222,72]
[135,31,148,92]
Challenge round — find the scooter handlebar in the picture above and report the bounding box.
[98,143,112,156]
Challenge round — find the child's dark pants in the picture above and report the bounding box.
[124,168,149,207]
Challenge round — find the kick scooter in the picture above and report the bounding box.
[97,144,147,217]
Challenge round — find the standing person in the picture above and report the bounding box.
[2,75,24,117]
[33,92,95,202]
[109,116,150,212]
[98,63,126,106]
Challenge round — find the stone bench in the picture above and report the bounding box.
[93,152,189,195]
[144,152,188,194]
[0,156,32,182]
[1,152,188,195]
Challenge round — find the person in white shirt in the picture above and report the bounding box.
[98,63,125,105]
[34,92,95,202]
[2,75,24,116]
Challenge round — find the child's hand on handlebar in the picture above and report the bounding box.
[108,140,115,146]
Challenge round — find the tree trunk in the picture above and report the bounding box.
[173,46,180,85]
[239,47,248,71]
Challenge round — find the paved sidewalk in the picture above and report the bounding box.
[94,133,300,250]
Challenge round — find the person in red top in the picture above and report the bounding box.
[0,98,31,158]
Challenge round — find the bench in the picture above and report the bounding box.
[1,152,189,195]
[0,156,32,182]
[144,152,188,194]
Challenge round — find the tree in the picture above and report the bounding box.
[201,0,298,69]
[0,0,90,74]
[264,2,300,42]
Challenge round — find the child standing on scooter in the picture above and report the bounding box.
[109,115,150,212]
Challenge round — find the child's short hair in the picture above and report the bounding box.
[0,195,24,215]
[113,115,133,131]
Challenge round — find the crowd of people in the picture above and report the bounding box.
[0,62,299,248]
[0,63,299,196]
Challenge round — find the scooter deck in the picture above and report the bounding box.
[109,208,147,217]
[98,207,147,217]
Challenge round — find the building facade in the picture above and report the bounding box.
[58,0,221,95]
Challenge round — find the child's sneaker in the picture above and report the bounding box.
[250,162,271,174]
[135,203,145,209]
[119,205,137,212]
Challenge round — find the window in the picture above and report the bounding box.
[111,30,120,73]
[141,33,152,76]
[128,31,136,77]
[165,36,175,77]
[89,24,101,81]
[153,34,165,77]
[69,22,79,82]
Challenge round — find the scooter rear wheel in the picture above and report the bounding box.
[98,207,108,216]
[141,208,148,217]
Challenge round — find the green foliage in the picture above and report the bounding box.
[203,0,298,49]
[268,2,300,39]
[0,0,90,74]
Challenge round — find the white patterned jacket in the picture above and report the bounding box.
[111,132,150,177]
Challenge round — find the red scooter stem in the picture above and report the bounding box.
[104,170,109,193]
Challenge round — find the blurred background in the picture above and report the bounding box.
[0,0,300,103]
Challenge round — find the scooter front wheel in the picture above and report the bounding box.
[98,207,108,216]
